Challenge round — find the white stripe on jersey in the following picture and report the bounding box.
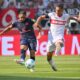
[50,19,66,25]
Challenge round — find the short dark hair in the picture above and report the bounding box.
[56,4,64,9]
[18,9,26,15]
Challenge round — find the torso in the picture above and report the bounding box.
[48,12,70,37]
[12,18,36,39]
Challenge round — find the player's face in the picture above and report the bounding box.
[18,14,26,22]
[55,7,63,17]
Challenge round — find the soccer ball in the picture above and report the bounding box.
[25,59,35,69]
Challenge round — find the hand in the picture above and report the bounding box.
[37,31,44,39]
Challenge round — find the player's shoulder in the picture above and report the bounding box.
[25,18,33,22]
[63,13,70,17]
[26,18,35,23]
[12,20,18,24]
[26,18,31,20]
[11,20,19,27]
[48,12,55,17]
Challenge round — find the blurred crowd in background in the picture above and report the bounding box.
[0,0,80,34]
[0,0,80,15]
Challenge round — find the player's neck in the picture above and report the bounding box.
[18,19,26,22]
[56,14,63,17]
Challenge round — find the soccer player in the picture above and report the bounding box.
[0,10,42,67]
[34,4,80,71]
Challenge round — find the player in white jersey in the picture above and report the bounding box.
[34,4,80,71]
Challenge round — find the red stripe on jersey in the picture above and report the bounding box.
[50,19,66,25]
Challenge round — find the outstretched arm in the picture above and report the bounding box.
[0,25,13,35]
[33,23,44,39]
[33,15,47,32]
[68,16,80,22]
[33,15,46,39]
[34,15,47,27]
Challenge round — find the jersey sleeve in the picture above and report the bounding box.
[48,13,52,17]
[12,21,17,28]
[45,14,49,18]
[65,14,70,20]
[29,18,36,25]
[45,13,52,18]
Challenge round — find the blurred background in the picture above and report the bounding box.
[0,0,80,56]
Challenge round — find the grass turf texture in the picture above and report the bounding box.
[0,56,80,80]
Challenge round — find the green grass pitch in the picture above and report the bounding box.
[0,56,80,80]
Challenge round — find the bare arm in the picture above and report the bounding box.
[68,16,80,22]
[36,15,47,24]
[37,25,42,32]
[33,15,47,31]
[33,15,47,32]
[75,17,80,22]
[0,25,13,35]
[33,23,43,34]
[33,15,46,39]
[34,24,44,39]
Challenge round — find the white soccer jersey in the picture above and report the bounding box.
[48,12,70,42]
[47,12,70,52]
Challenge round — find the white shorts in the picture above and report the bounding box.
[47,31,64,52]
